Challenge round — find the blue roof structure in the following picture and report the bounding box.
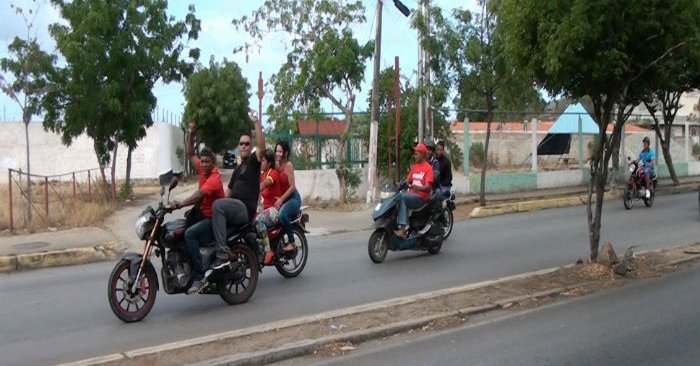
[548,103,599,134]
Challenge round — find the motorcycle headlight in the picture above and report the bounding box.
[134,212,154,240]
[375,203,382,212]
[628,164,635,172]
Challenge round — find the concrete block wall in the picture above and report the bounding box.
[0,122,184,181]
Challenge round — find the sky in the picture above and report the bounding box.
[0,0,476,124]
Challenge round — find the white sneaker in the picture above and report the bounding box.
[645,189,650,199]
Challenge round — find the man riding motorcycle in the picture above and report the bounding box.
[639,136,655,199]
[201,118,265,294]
[394,142,434,239]
[171,123,225,295]
[436,140,453,199]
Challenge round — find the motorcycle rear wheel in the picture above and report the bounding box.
[441,207,454,240]
[368,230,388,263]
[218,245,258,305]
[108,259,157,323]
[623,186,634,210]
[275,227,309,278]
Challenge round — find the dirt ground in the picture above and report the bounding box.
[107,242,700,366]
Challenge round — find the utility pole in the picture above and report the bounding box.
[367,0,410,203]
[367,0,383,203]
[425,0,432,139]
[417,0,424,143]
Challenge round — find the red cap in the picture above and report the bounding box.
[413,143,428,154]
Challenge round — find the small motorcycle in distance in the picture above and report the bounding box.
[107,172,259,323]
[623,159,657,209]
[368,183,446,263]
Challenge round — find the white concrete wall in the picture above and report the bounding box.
[689,161,700,175]
[0,122,184,181]
[537,170,584,189]
[295,167,369,203]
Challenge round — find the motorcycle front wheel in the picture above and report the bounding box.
[275,227,309,278]
[218,245,259,305]
[623,186,634,210]
[368,230,388,263]
[644,191,654,207]
[108,259,157,323]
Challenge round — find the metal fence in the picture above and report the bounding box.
[266,133,368,170]
[4,168,109,232]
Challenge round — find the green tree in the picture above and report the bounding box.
[183,58,251,153]
[44,0,200,200]
[0,1,57,230]
[500,0,696,260]
[641,11,700,185]
[419,1,536,206]
[368,67,460,183]
[233,0,372,204]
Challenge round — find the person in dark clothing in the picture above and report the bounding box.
[436,140,453,199]
[205,117,265,291]
[424,138,441,190]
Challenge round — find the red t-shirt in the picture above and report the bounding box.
[406,161,434,202]
[277,162,291,195]
[259,168,282,210]
[196,161,225,218]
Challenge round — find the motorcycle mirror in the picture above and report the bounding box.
[168,176,179,191]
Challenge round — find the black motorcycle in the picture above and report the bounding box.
[623,159,657,209]
[368,183,446,263]
[107,172,258,323]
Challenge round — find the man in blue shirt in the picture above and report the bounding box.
[638,136,655,198]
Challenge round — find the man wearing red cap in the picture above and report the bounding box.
[395,142,434,238]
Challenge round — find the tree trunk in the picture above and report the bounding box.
[110,140,118,203]
[125,146,133,198]
[660,141,678,185]
[24,119,33,231]
[335,164,347,205]
[479,101,494,207]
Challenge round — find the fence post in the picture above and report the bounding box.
[72,173,76,201]
[44,176,49,220]
[531,118,538,173]
[8,170,13,232]
[463,117,471,194]
[685,119,690,163]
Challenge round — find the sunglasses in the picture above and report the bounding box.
[239,141,251,147]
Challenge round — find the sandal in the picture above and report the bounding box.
[281,243,296,252]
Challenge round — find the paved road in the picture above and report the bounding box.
[312,263,700,366]
[1,192,699,366]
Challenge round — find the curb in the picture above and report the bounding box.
[0,241,123,273]
[469,184,698,219]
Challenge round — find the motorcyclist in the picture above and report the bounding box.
[424,138,441,191]
[436,140,453,199]
[171,122,225,295]
[204,117,266,294]
[394,142,434,239]
[638,136,655,198]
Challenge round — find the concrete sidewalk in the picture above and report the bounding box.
[1,176,698,273]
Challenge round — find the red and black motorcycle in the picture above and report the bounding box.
[623,160,657,209]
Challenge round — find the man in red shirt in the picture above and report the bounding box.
[395,142,434,238]
[172,122,225,294]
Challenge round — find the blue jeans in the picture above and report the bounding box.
[397,191,426,226]
[279,190,301,243]
[184,218,214,281]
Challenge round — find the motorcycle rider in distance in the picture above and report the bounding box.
[639,136,655,199]
[171,121,225,295]
[206,117,266,292]
[394,142,434,239]
[436,140,453,199]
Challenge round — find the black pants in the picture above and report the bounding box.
[211,198,250,259]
